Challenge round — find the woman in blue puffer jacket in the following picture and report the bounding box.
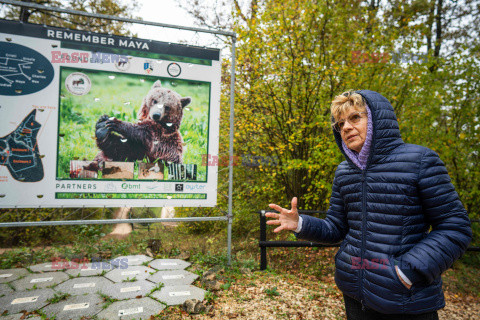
[266,90,472,319]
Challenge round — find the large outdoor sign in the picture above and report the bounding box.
[0,19,221,207]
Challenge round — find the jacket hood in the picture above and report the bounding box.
[332,90,404,169]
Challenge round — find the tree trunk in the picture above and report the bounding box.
[19,0,32,23]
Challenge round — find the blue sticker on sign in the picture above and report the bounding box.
[0,42,54,96]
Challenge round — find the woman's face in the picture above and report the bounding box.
[338,109,368,153]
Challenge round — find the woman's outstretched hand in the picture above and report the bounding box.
[265,197,300,233]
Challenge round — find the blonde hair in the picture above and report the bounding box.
[331,90,366,122]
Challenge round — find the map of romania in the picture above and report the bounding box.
[0,110,44,182]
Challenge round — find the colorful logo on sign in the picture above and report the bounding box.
[65,72,91,96]
[144,61,153,74]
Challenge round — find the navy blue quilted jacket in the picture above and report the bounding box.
[296,90,472,314]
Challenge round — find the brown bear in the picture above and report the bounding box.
[93,80,191,165]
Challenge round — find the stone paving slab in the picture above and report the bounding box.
[65,262,113,277]
[41,293,104,320]
[54,276,113,296]
[0,283,14,297]
[10,271,69,291]
[112,255,153,267]
[150,285,206,306]
[0,288,55,314]
[147,269,199,286]
[96,297,165,320]
[100,280,157,300]
[149,259,191,271]
[0,314,41,320]
[0,259,198,318]
[28,262,64,273]
[0,268,29,283]
[104,266,156,283]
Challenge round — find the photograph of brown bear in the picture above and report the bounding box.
[102,162,134,179]
[93,80,191,165]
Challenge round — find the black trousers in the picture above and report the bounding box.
[343,294,439,320]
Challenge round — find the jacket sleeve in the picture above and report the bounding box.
[394,148,473,285]
[295,170,348,243]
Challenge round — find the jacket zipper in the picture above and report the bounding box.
[359,170,367,311]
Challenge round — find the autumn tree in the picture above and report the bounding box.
[1,0,140,35]
[179,0,480,235]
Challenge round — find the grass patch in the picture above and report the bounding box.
[98,292,118,309]
[122,276,137,282]
[30,310,50,320]
[47,292,70,304]
[27,284,38,291]
[442,253,480,298]
[147,283,164,296]
[203,290,216,304]
[263,286,280,297]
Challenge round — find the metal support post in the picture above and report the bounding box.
[260,211,267,270]
[227,37,236,265]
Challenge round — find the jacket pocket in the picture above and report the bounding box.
[388,256,413,293]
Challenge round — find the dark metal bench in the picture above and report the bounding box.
[259,210,480,270]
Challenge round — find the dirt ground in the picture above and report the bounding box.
[1,226,477,319]
[160,271,480,320]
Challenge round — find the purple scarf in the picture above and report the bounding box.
[341,104,373,170]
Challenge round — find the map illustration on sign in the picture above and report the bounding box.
[0,110,44,182]
[0,42,54,96]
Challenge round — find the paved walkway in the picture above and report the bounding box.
[0,255,204,319]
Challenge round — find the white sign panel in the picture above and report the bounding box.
[11,296,39,304]
[63,303,89,311]
[73,282,96,288]
[30,277,53,283]
[169,291,191,297]
[120,286,141,293]
[0,19,221,207]
[121,270,140,276]
[118,307,143,316]
[162,274,185,280]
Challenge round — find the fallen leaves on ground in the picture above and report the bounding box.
[156,271,480,320]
